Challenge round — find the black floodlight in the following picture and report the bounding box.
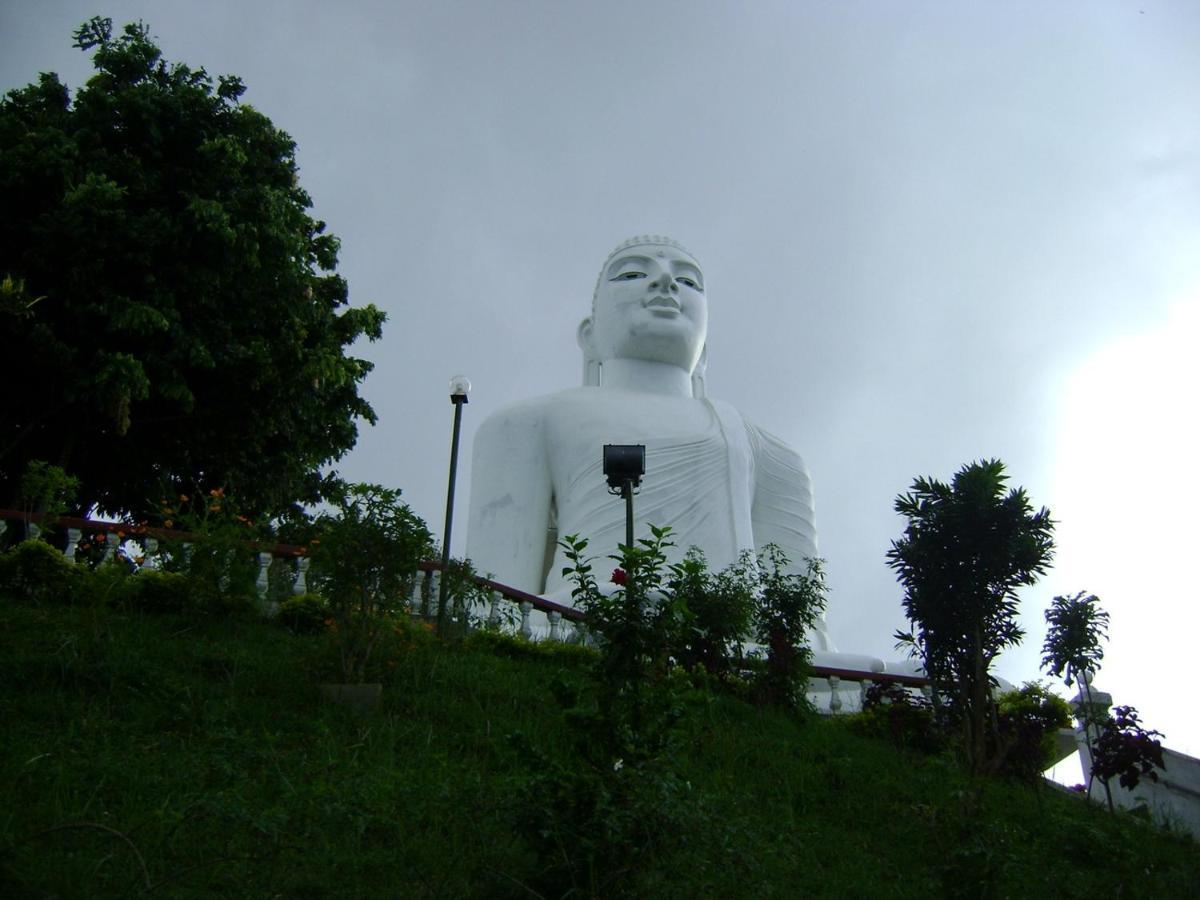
[603,444,645,493]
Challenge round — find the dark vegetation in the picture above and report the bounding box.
[2,545,1197,898]
[0,17,383,518]
[888,459,1056,775]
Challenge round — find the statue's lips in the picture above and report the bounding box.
[645,297,681,316]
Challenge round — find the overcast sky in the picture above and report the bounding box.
[4,1,1198,758]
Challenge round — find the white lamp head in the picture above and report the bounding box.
[449,375,471,401]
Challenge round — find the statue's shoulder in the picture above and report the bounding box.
[476,387,594,435]
[715,403,808,468]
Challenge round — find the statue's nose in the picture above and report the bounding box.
[650,272,678,292]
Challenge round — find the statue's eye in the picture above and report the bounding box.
[612,271,645,281]
[677,276,700,289]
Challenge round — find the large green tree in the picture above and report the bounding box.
[0,17,384,519]
[887,459,1055,774]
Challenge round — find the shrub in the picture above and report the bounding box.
[850,681,945,754]
[995,681,1072,782]
[0,539,83,605]
[463,628,598,665]
[437,557,496,635]
[668,547,755,679]
[117,570,193,613]
[279,593,329,635]
[752,549,827,711]
[1092,705,1166,792]
[156,487,261,610]
[309,483,434,682]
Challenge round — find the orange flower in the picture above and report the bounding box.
[179,494,189,502]
[163,519,174,528]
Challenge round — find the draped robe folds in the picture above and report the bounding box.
[466,387,828,648]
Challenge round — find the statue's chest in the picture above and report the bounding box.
[545,396,718,488]
[549,396,712,446]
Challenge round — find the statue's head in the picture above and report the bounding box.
[578,235,709,396]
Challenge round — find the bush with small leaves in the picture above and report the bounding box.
[668,547,756,680]
[279,593,330,635]
[850,680,945,754]
[995,681,1072,782]
[309,483,434,682]
[117,570,193,613]
[752,549,827,711]
[0,540,83,605]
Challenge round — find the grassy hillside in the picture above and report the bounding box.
[2,596,1196,898]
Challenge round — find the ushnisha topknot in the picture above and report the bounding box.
[592,235,701,307]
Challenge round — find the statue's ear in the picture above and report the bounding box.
[577,316,594,353]
[578,316,600,386]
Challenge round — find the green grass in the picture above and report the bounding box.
[2,596,1196,898]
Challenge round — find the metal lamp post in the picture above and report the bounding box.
[437,375,470,634]
[603,444,645,551]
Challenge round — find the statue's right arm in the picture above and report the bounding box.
[465,402,553,594]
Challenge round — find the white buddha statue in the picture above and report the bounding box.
[466,235,837,652]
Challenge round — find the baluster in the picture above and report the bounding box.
[142,537,159,571]
[256,552,272,598]
[102,532,119,563]
[0,520,6,541]
[828,676,842,714]
[519,601,533,639]
[859,679,870,711]
[64,528,82,562]
[293,556,310,595]
[28,522,41,541]
[218,549,234,590]
[181,542,193,572]
[548,610,562,641]
[487,592,501,629]
[419,569,433,617]
[429,571,441,618]
[921,684,934,707]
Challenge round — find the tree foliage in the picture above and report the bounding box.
[1041,591,1110,687]
[1041,590,1113,804]
[887,459,1055,773]
[0,18,385,518]
[1092,705,1167,793]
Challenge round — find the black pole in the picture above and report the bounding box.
[437,394,466,634]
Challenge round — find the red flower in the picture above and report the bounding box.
[611,568,628,586]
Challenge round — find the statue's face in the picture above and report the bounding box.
[584,244,708,372]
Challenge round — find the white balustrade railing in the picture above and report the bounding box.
[0,508,312,606]
[2,508,931,714]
